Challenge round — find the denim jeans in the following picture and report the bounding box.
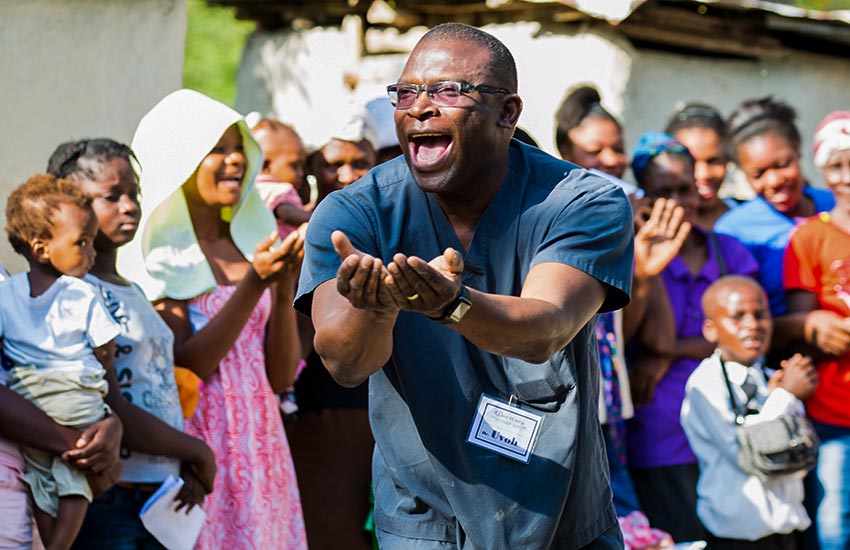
[811,421,850,550]
[71,486,166,550]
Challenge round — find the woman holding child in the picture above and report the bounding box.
[44,139,217,549]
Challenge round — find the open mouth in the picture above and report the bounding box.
[410,134,452,169]
[218,173,243,190]
[696,181,716,200]
[740,334,765,349]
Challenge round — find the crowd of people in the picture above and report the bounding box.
[0,20,849,550]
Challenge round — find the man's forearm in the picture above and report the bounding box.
[314,307,396,386]
[451,289,603,364]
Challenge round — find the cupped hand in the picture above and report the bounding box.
[253,229,306,283]
[779,353,819,401]
[332,231,397,314]
[385,248,464,317]
[633,198,691,280]
[64,413,123,474]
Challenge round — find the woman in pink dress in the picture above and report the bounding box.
[122,89,307,549]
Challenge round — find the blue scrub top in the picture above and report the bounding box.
[296,140,634,549]
[715,186,834,315]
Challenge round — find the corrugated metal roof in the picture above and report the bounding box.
[211,0,850,58]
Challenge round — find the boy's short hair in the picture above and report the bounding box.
[6,173,93,256]
[701,275,766,318]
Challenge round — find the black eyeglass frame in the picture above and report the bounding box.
[387,81,510,109]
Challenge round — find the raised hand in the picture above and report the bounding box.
[332,230,397,314]
[385,248,464,317]
[252,228,306,283]
[634,198,691,280]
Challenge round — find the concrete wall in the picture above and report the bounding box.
[236,23,408,150]
[0,0,186,272]
[625,48,850,188]
[235,19,850,190]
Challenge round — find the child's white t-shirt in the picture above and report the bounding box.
[0,274,119,374]
[85,275,182,482]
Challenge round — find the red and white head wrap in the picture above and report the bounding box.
[813,111,850,170]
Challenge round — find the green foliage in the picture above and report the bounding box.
[794,0,850,9]
[183,0,255,107]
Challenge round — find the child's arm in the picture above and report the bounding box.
[155,231,298,381]
[274,203,311,227]
[681,375,743,465]
[264,227,306,393]
[96,341,217,499]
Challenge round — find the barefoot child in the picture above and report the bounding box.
[1,175,120,549]
[681,275,817,549]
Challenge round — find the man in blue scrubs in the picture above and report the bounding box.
[296,23,634,549]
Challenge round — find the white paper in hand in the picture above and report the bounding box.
[139,475,206,550]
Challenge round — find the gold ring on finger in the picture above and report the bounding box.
[406,293,420,301]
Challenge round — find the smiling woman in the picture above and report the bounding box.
[715,97,835,318]
[125,89,308,549]
[184,125,247,210]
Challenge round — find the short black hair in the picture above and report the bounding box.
[726,97,801,161]
[419,23,517,93]
[46,138,138,182]
[665,103,726,141]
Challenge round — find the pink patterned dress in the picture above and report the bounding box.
[185,285,307,549]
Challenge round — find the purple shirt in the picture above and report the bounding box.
[627,229,758,467]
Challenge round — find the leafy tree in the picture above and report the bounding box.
[183,0,255,106]
[794,0,850,9]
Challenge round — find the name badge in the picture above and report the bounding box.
[466,393,543,464]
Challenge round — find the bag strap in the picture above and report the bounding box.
[718,356,747,425]
[710,231,728,277]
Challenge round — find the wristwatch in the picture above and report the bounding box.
[430,285,472,325]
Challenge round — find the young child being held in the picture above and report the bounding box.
[250,118,311,238]
[1,174,120,550]
[681,275,817,550]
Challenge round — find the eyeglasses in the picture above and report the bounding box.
[387,81,509,110]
